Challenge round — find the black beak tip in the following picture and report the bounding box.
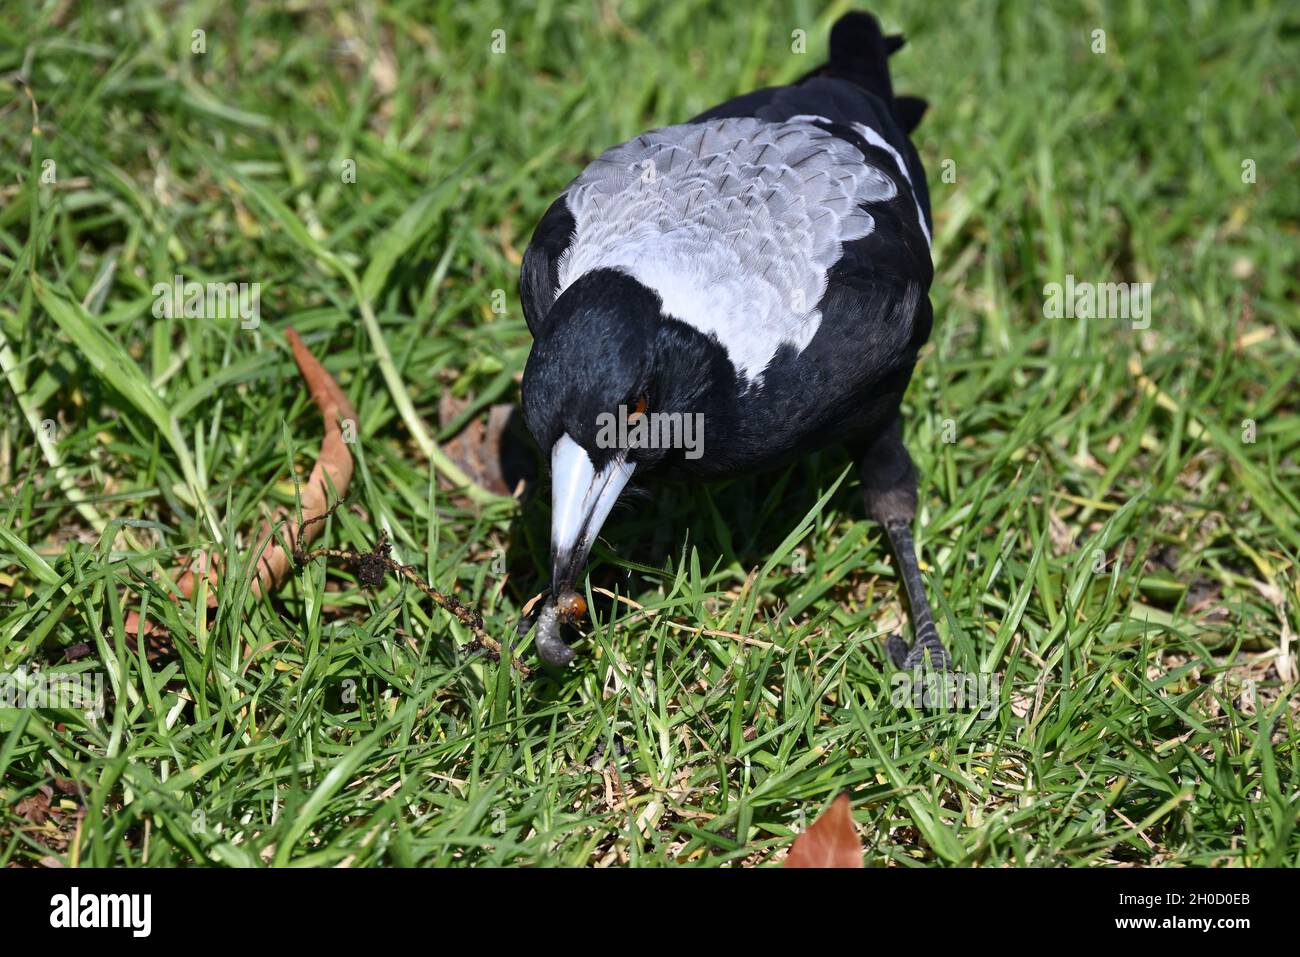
[551,548,581,592]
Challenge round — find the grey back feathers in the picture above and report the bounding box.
[556,117,902,384]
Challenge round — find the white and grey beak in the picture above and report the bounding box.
[549,433,635,591]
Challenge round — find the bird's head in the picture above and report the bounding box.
[522,268,726,637]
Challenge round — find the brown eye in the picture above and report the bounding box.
[629,395,648,420]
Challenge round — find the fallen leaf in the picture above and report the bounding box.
[121,327,357,642]
[15,786,53,826]
[439,394,534,498]
[247,327,358,597]
[784,793,864,868]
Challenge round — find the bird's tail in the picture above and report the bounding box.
[800,11,927,134]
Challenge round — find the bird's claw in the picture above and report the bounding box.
[887,632,952,671]
[885,633,911,668]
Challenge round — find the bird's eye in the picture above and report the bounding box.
[629,394,648,420]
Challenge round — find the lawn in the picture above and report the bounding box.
[1,0,1297,867]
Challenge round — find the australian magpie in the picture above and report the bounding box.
[519,11,949,672]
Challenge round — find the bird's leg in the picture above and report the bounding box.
[881,519,950,671]
[857,418,951,671]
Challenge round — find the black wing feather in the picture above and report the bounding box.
[519,195,577,336]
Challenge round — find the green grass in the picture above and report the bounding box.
[1,0,1297,867]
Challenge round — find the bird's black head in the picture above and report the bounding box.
[522,269,662,472]
[521,267,732,642]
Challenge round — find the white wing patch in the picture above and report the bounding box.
[786,115,931,247]
[556,117,897,383]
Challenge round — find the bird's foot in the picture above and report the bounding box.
[886,632,952,671]
[885,633,910,668]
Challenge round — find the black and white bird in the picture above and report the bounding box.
[519,11,949,671]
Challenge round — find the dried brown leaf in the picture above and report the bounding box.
[784,793,864,868]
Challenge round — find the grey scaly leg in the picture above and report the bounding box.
[857,418,952,671]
